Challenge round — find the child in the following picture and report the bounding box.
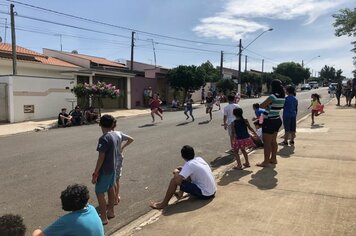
[149,93,163,123]
[205,91,214,120]
[252,121,264,148]
[282,86,298,145]
[111,120,134,205]
[184,94,195,121]
[215,92,222,110]
[231,108,257,169]
[92,115,119,225]
[252,103,265,124]
[308,93,324,125]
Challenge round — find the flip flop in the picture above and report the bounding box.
[233,165,243,170]
[243,163,250,168]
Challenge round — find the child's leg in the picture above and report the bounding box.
[151,111,155,122]
[189,110,194,121]
[311,111,315,124]
[184,110,189,119]
[209,108,212,120]
[241,148,250,167]
[155,110,163,120]
[96,192,108,223]
[114,180,121,204]
[233,148,242,169]
[107,186,115,218]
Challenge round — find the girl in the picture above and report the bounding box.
[184,94,195,121]
[215,92,222,110]
[231,107,257,170]
[308,93,324,125]
[205,91,214,120]
[149,93,163,123]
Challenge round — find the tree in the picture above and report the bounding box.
[333,8,356,76]
[167,65,205,103]
[197,61,220,82]
[216,79,236,94]
[319,65,344,83]
[273,62,310,85]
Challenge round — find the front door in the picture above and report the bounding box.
[0,83,8,122]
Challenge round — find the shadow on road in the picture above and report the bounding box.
[218,169,253,186]
[198,120,210,125]
[277,145,295,158]
[210,154,235,169]
[248,167,278,190]
[311,123,324,129]
[162,197,214,216]
[176,122,190,126]
[138,123,156,128]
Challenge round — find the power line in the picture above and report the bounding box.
[4,0,237,47]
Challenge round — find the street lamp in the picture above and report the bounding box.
[302,55,320,68]
[238,28,273,93]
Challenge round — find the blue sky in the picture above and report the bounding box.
[0,0,355,78]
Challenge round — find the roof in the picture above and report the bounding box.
[0,43,79,68]
[60,51,127,68]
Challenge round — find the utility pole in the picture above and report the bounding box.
[149,39,157,68]
[244,55,247,72]
[238,39,242,94]
[301,60,304,68]
[10,4,17,75]
[130,31,135,71]
[262,59,264,73]
[4,18,7,43]
[60,34,63,51]
[220,51,223,80]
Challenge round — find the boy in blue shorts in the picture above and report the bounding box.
[92,115,119,225]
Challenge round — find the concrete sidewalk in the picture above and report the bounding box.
[0,109,151,137]
[116,99,356,236]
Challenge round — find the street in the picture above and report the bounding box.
[0,88,330,235]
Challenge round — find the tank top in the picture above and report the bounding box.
[234,119,250,140]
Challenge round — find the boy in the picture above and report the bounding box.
[0,214,26,236]
[57,108,72,127]
[92,115,119,225]
[252,121,264,148]
[32,184,104,236]
[111,120,134,205]
[150,145,216,209]
[223,94,240,153]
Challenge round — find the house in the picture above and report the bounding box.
[43,49,135,110]
[0,43,80,123]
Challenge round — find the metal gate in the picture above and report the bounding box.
[0,83,8,122]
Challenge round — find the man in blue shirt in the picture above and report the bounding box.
[32,184,104,236]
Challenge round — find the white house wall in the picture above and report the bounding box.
[12,76,75,122]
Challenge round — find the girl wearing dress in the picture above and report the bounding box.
[231,108,257,170]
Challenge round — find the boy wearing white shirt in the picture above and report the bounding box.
[150,145,216,209]
[223,94,240,153]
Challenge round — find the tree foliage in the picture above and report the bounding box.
[333,8,356,76]
[197,61,220,82]
[319,65,344,82]
[216,79,236,94]
[273,62,310,85]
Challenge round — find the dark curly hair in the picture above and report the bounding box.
[60,184,89,211]
[0,214,26,236]
[181,145,195,160]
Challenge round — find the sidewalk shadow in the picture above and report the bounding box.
[198,120,210,125]
[138,123,156,128]
[162,197,214,216]
[210,154,235,169]
[218,169,253,186]
[176,121,190,126]
[311,124,324,129]
[248,167,278,190]
[277,146,295,158]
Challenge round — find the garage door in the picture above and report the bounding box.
[0,84,8,122]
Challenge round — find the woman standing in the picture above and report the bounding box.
[257,79,285,167]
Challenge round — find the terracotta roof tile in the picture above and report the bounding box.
[0,43,78,68]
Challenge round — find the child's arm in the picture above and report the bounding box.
[245,119,257,136]
[231,122,236,139]
[92,152,105,184]
[121,136,134,153]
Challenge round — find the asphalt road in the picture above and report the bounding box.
[0,88,330,235]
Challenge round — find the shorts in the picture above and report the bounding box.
[180,180,215,200]
[206,103,214,109]
[227,123,233,136]
[115,159,123,181]
[95,172,115,193]
[262,117,282,134]
[185,107,193,113]
[283,116,296,132]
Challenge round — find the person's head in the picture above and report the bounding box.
[227,94,235,103]
[60,184,89,212]
[61,108,67,113]
[285,86,296,96]
[181,145,195,161]
[253,120,261,129]
[0,214,26,236]
[99,114,116,130]
[74,105,80,110]
[311,93,321,101]
[252,103,260,110]
[207,91,213,97]
[233,107,244,120]
[270,79,285,98]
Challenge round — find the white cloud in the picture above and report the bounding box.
[193,0,347,41]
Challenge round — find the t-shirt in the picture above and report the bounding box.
[179,157,216,196]
[112,131,130,166]
[283,95,298,118]
[256,128,263,141]
[43,204,104,236]
[206,96,214,104]
[186,98,193,109]
[96,132,120,175]
[255,108,265,118]
[224,103,240,125]
[266,94,285,118]
[57,112,69,125]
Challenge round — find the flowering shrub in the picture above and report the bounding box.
[72,81,120,99]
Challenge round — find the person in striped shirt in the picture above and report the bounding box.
[257,79,285,167]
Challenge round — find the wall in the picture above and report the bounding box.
[130,76,157,108]
[12,75,75,122]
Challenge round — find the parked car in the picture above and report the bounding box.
[301,84,311,91]
[308,81,319,89]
